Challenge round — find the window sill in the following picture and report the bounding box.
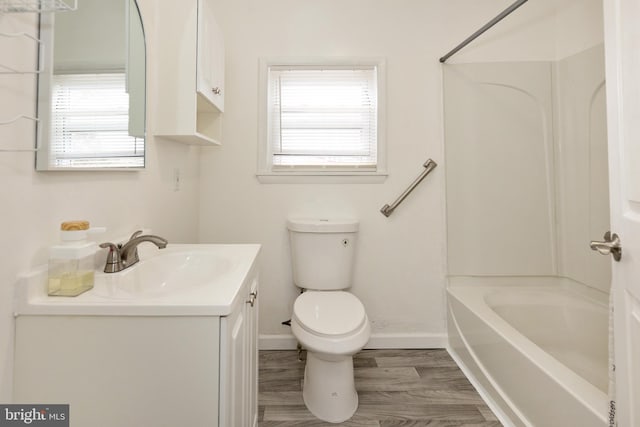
[256,171,388,184]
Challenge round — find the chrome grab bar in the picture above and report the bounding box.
[380,159,437,217]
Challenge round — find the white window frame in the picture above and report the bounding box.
[257,57,387,183]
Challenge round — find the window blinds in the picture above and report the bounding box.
[268,66,377,168]
[50,73,144,168]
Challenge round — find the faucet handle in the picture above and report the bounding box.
[99,242,123,273]
[99,242,119,252]
[128,230,143,241]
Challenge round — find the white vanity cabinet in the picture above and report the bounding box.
[13,245,259,427]
[154,0,225,145]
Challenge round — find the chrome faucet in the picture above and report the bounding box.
[99,230,168,273]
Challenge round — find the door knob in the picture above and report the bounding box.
[590,231,622,262]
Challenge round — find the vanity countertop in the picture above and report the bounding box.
[15,244,261,317]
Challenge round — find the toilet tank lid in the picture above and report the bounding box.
[287,218,359,233]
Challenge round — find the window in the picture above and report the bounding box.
[49,73,144,168]
[258,59,386,182]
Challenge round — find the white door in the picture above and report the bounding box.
[603,1,640,425]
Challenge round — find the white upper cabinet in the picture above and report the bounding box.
[155,0,225,145]
[197,0,225,112]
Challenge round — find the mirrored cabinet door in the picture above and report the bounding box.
[36,0,146,171]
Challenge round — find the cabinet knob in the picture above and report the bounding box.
[212,87,222,95]
[246,291,257,307]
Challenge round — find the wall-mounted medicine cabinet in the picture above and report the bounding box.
[154,0,224,145]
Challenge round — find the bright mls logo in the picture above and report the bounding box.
[0,405,68,427]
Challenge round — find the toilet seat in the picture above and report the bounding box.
[293,291,366,338]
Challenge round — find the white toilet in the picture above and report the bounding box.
[287,218,371,423]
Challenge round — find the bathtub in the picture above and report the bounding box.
[447,276,608,427]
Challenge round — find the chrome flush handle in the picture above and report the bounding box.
[590,231,622,262]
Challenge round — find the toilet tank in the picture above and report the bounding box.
[287,218,359,290]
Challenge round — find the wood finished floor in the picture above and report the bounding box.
[258,349,503,427]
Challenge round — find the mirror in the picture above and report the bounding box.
[36,0,146,170]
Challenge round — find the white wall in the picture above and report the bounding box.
[199,0,454,348]
[0,1,201,401]
[450,0,603,63]
[554,0,604,60]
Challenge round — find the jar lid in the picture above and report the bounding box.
[61,220,90,231]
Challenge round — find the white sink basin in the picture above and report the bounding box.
[15,244,261,316]
[93,250,234,299]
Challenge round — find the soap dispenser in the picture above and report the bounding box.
[48,220,97,296]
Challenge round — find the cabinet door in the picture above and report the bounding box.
[197,0,225,112]
[220,278,258,426]
[246,280,259,427]
[221,294,247,427]
[15,316,221,427]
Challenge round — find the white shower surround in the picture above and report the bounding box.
[444,43,610,426]
[444,45,609,287]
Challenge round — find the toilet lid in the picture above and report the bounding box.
[293,291,366,338]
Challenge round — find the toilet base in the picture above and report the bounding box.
[302,351,358,423]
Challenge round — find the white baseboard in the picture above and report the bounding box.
[258,334,298,350]
[259,332,447,350]
[366,332,447,349]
